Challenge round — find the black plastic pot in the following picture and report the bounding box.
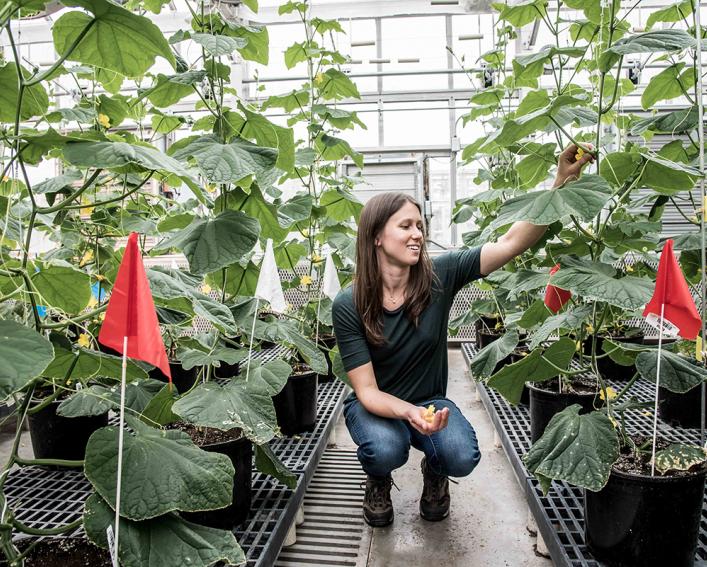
[581,334,644,381]
[149,361,199,394]
[273,370,318,435]
[214,360,240,379]
[28,400,108,461]
[182,435,253,529]
[585,466,706,566]
[0,537,112,567]
[317,335,337,383]
[528,381,599,443]
[658,385,707,428]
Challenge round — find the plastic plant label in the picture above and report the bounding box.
[106,525,118,567]
[645,313,680,338]
[697,335,704,363]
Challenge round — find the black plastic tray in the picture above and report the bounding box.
[4,346,348,567]
[462,342,707,567]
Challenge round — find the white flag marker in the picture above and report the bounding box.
[315,253,341,346]
[247,240,286,380]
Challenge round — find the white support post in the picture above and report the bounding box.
[283,522,297,547]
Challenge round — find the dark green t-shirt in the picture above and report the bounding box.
[332,246,483,404]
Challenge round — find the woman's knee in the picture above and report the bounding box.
[358,435,410,476]
[444,445,481,477]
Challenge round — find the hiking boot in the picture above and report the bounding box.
[420,457,450,521]
[362,474,394,527]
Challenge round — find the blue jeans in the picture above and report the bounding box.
[343,397,481,478]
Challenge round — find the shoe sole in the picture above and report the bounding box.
[419,509,449,522]
[363,512,394,527]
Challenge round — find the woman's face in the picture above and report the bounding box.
[376,201,423,266]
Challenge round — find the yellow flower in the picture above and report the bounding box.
[80,206,94,217]
[625,265,634,272]
[80,249,94,267]
[609,416,618,428]
[575,147,585,162]
[201,283,212,294]
[314,73,325,86]
[205,184,216,193]
[301,228,310,237]
[95,274,106,282]
[301,275,313,286]
[78,333,91,348]
[99,312,105,322]
[2,176,8,183]
[97,113,111,128]
[423,404,436,423]
[312,253,322,263]
[599,386,617,401]
[88,296,98,309]
[586,324,594,334]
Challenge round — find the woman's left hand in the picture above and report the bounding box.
[553,143,595,188]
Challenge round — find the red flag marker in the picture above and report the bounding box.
[643,239,702,340]
[98,232,171,382]
[544,264,571,313]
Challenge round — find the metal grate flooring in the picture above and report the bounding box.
[275,449,367,567]
[462,341,707,567]
[4,346,348,567]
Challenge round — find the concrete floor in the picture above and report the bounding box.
[331,345,552,567]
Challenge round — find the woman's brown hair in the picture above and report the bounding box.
[354,192,438,346]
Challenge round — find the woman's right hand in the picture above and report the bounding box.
[406,405,449,435]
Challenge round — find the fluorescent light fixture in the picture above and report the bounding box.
[431,0,459,4]
[347,59,364,64]
[351,40,376,47]
[370,58,391,64]
[458,34,484,40]
[398,58,421,63]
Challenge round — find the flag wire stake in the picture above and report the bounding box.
[694,0,706,446]
[246,298,259,382]
[650,304,665,477]
[113,335,128,567]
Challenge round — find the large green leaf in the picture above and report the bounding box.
[0,63,49,122]
[640,153,701,194]
[62,141,203,203]
[240,106,295,173]
[84,493,245,567]
[53,0,175,77]
[228,23,269,65]
[515,45,585,68]
[31,265,92,314]
[172,135,280,188]
[630,106,699,136]
[488,338,576,405]
[494,175,613,227]
[601,152,641,187]
[549,258,653,310]
[191,293,239,336]
[43,347,148,382]
[172,360,291,443]
[146,71,205,108]
[278,194,313,227]
[315,134,363,167]
[318,68,360,100]
[57,385,115,417]
[492,0,548,27]
[528,305,593,350]
[641,63,695,110]
[646,1,693,30]
[636,350,707,394]
[254,319,327,374]
[219,185,288,242]
[320,188,363,222]
[191,33,247,56]
[524,405,619,493]
[0,321,54,400]
[470,330,518,379]
[85,416,234,520]
[178,346,246,371]
[653,443,707,475]
[602,30,696,71]
[155,211,260,276]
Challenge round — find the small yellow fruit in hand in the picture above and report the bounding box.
[575,147,585,162]
[423,404,436,423]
